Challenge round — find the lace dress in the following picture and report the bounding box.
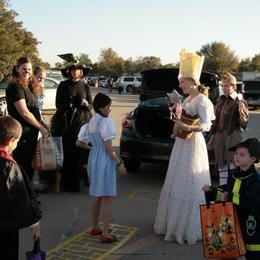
[154,93,215,244]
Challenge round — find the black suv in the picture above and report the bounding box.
[120,68,220,171]
[241,79,260,108]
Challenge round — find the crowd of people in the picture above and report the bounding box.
[0,50,259,260]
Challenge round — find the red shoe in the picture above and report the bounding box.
[100,235,117,243]
[90,228,102,236]
[91,228,112,236]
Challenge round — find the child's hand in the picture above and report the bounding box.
[31,225,40,240]
[118,164,127,176]
[207,136,214,150]
[202,185,212,192]
[220,192,228,202]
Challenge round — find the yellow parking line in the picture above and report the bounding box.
[47,224,138,260]
[96,226,138,260]
[128,190,159,202]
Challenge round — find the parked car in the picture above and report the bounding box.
[42,77,61,109]
[241,79,260,108]
[46,70,65,81]
[119,68,220,171]
[0,94,7,116]
[113,76,142,93]
[98,77,109,88]
[0,77,60,114]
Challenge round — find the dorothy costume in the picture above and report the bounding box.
[77,113,117,196]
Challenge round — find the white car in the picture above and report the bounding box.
[113,76,142,93]
[42,77,60,109]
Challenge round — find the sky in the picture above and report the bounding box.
[9,0,260,67]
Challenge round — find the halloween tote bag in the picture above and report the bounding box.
[200,200,246,259]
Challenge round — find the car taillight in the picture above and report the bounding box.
[121,117,132,128]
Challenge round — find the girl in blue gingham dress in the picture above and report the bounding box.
[77,93,126,243]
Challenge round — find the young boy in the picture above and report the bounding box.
[203,138,260,260]
[0,116,41,260]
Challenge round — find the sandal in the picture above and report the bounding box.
[100,235,117,243]
[90,228,102,236]
[90,227,112,236]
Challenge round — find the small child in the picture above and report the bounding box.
[203,138,260,260]
[0,116,41,260]
[77,92,126,243]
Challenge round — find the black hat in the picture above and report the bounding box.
[58,53,91,78]
[229,138,260,163]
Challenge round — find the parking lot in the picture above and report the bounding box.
[17,88,260,259]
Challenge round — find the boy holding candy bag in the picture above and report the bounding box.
[203,138,260,260]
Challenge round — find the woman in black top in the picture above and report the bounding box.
[52,63,93,191]
[5,57,49,180]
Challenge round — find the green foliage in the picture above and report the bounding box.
[197,41,239,77]
[0,0,47,79]
[1,0,260,79]
[238,54,260,72]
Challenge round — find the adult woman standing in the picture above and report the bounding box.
[52,54,93,192]
[207,73,249,185]
[5,57,49,180]
[154,49,215,244]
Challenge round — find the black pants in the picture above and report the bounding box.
[13,128,38,180]
[246,251,260,260]
[0,229,19,260]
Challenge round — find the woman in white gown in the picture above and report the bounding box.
[154,76,215,245]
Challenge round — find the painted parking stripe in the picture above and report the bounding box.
[128,190,160,202]
[107,234,158,259]
[47,224,138,260]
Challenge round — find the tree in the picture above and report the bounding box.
[135,56,162,72]
[238,54,260,72]
[197,41,239,76]
[122,58,136,75]
[0,0,43,78]
[250,54,260,71]
[98,48,124,76]
[78,53,92,67]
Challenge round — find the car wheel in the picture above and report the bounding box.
[123,159,141,172]
[126,85,134,93]
[0,97,8,116]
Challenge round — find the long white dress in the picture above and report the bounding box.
[154,93,215,245]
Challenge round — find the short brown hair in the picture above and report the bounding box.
[0,116,22,145]
[222,72,237,87]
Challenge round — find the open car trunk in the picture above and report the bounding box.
[135,104,174,139]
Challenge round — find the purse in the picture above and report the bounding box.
[32,136,63,171]
[25,239,46,260]
[200,193,246,259]
[173,109,200,139]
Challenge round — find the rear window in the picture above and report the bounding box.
[243,81,260,91]
[123,77,135,82]
[143,96,170,107]
[44,79,58,89]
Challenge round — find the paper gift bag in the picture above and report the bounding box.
[25,239,46,260]
[200,201,246,259]
[32,136,63,171]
